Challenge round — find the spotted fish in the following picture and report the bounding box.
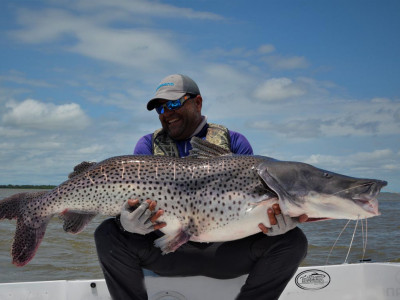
[0,137,387,266]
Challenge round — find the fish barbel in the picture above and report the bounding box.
[0,137,387,266]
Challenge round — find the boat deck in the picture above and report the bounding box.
[0,263,399,299]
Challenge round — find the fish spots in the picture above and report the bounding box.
[14,154,269,244]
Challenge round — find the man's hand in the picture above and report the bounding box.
[258,204,308,236]
[119,199,166,234]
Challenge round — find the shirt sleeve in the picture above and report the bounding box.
[229,130,253,155]
[133,134,153,155]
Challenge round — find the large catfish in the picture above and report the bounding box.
[0,137,387,266]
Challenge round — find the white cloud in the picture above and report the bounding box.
[200,47,251,58]
[253,77,306,101]
[11,8,184,71]
[12,9,78,43]
[258,44,275,54]
[322,99,400,136]
[8,0,223,72]
[248,97,400,138]
[262,55,309,70]
[248,119,331,138]
[200,63,254,109]
[70,27,182,70]
[306,149,395,166]
[73,0,223,20]
[371,97,391,103]
[0,126,33,137]
[382,164,399,170]
[350,149,394,162]
[0,71,54,88]
[394,108,400,123]
[2,99,90,130]
[201,45,307,73]
[77,145,105,154]
[303,149,400,179]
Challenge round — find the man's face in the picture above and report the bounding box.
[157,95,203,141]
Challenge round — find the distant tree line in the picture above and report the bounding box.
[0,184,56,189]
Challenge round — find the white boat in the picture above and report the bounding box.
[0,262,399,299]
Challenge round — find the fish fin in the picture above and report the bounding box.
[257,162,301,209]
[68,161,97,179]
[12,216,51,266]
[189,136,232,159]
[59,211,97,234]
[154,230,191,254]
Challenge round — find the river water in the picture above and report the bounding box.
[0,189,399,283]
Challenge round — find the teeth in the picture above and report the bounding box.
[168,119,179,124]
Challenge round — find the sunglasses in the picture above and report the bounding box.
[155,94,194,115]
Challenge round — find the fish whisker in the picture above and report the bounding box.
[332,183,371,196]
[326,219,352,265]
[361,218,368,261]
[344,216,359,264]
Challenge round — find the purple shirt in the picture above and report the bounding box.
[134,124,253,157]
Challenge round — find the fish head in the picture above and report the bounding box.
[257,160,387,220]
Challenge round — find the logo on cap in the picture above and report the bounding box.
[156,82,175,91]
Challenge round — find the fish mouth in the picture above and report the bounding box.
[354,198,380,216]
[352,180,387,215]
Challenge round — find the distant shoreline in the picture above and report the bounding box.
[0,185,56,189]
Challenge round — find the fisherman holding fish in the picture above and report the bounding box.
[94,74,309,300]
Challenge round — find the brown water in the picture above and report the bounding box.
[0,189,399,283]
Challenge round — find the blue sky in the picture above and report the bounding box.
[0,0,399,192]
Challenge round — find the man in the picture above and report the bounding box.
[95,74,308,300]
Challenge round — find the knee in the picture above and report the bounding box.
[94,218,118,256]
[95,218,156,260]
[283,227,308,262]
[94,218,117,241]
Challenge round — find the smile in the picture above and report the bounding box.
[168,118,179,124]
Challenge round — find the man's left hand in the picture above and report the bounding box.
[258,204,308,236]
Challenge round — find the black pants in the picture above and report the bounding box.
[95,218,307,300]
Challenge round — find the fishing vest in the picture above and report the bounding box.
[152,123,231,157]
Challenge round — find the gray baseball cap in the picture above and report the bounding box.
[147,74,201,110]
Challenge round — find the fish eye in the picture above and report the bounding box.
[323,172,332,178]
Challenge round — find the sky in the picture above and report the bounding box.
[0,0,399,192]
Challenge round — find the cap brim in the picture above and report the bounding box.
[147,99,161,110]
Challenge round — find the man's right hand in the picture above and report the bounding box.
[119,199,166,234]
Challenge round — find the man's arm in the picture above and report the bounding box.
[229,130,253,155]
[133,134,153,155]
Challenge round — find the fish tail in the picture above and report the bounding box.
[0,191,50,266]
